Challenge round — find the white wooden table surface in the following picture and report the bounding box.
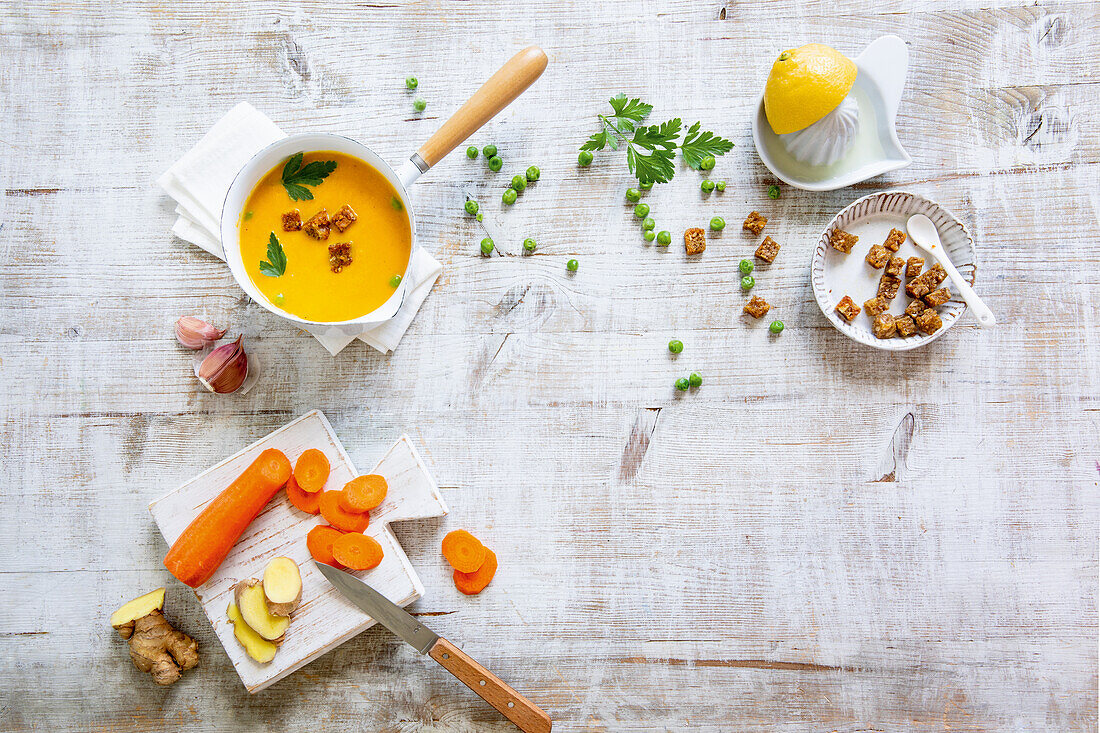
[2,2,1097,731]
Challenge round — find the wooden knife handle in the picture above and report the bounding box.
[428,637,552,733]
[415,46,547,169]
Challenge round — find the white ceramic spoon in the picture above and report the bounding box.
[906,214,996,327]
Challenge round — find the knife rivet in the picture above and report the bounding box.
[442,653,449,659]
[508,702,515,708]
[479,680,486,686]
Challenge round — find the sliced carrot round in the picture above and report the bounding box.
[340,474,388,513]
[454,548,497,595]
[293,449,330,493]
[442,530,487,573]
[319,490,369,533]
[306,525,345,568]
[286,475,321,515]
[331,532,384,571]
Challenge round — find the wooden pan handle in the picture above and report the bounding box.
[429,637,552,733]
[415,46,548,170]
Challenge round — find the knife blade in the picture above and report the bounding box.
[314,561,552,733]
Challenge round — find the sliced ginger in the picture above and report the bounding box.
[262,557,302,617]
[111,587,198,685]
[228,602,278,664]
[234,579,290,641]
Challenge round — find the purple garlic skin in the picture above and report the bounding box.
[175,316,226,349]
[196,335,248,394]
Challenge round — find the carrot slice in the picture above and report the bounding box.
[454,548,497,595]
[164,448,291,588]
[306,525,345,568]
[285,475,321,515]
[441,530,488,573]
[293,449,330,493]
[331,532,384,571]
[340,474,388,513]
[319,490,369,533]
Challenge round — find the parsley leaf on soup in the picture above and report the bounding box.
[281,152,337,201]
[259,232,287,277]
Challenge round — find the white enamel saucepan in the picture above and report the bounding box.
[221,46,548,330]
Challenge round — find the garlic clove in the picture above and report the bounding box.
[195,335,249,394]
[175,316,227,350]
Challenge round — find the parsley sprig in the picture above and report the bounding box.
[259,232,287,277]
[580,94,733,184]
[281,152,337,201]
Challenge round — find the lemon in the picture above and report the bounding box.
[764,44,857,135]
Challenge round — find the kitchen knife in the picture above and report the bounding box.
[314,561,552,733]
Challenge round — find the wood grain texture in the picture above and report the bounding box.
[1,0,1098,731]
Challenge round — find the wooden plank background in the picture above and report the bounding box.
[1,1,1097,731]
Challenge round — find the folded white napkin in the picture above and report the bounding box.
[158,102,442,355]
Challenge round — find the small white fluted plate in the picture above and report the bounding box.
[812,191,977,351]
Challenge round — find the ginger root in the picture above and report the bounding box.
[234,579,290,641]
[227,602,278,663]
[111,588,198,686]
[262,556,302,617]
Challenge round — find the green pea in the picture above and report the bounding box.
[476,213,483,222]
[633,203,650,219]
[390,274,402,287]
[700,155,716,170]
[466,146,478,159]
[566,258,579,272]
[701,179,715,192]
[578,150,593,166]
[768,184,781,199]
[464,199,479,215]
[273,293,285,305]
[769,320,785,334]
[526,166,540,182]
[639,180,653,190]
[668,339,683,354]
[502,188,517,205]
[413,98,426,112]
[716,181,726,192]
[523,237,537,252]
[483,144,498,158]
[625,188,641,203]
[511,174,527,193]
[405,77,418,90]
[643,230,656,242]
[675,377,690,392]
[688,372,702,387]
[480,237,494,255]
[642,217,655,231]
[710,216,725,231]
[656,230,671,246]
[243,211,253,221]
[390,196,403,211]
[741,275,755,291]
[739,259,754,275]
[488,155,503,172]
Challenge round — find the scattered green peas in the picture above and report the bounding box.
[688,372,702,387]
[768,184,781,199]
[656,230,672,246]
[769,320,785,334]
[710,216,726,231]
[634,203,650,219]
[578,150,593,166]
[566,258,579,272]
[390,275,402,287]
[668,339,684,354]
[483,144,498,158]
[739,259,754,275]
[488,155,503,172]
[511,175,527,193]
[639,180,653,190]
[643,230,656,242]
[502,188,517,205]
[413,98,426,112]
[466,146,478,159]
[716,181,726,192]
[675,377,690,391]
[464,199,479,215]
[700,155,716,170]
[480,237,494,255]
[741,275,755,291]
[405,77,418,90]
[526,166,540,182]
[701,179,715,193]
[476,213,483,222]
[625,188,641,203]
[523,237,537,252]
[642,217,656,231]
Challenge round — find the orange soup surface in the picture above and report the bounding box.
[239,151,412,322]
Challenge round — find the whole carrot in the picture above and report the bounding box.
[164,448,292,587]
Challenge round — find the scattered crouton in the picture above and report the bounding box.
[331,204,358,233]
[883,228,906,252]
[328,242,352,273]
[743,295,771,318]
[865,244,890,269]
[914,308,943,335]
[834,295,861,321]
[282,210,302,232]
[863,296,890,317]
[742,211,767,236]
[878,275,901,300]
[895,315,917,337]
[923,287,952,307]
[755,236,780,263]
[871,313,897,339]
[828,228,858,253]
[684,227,706,255]
[304,209,331,240]
[905,299,927,317]
[885,256,905,279]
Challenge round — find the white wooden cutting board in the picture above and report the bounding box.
[148,410,448,692]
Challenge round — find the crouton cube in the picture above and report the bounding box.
[755,236,780,263]
[914,308,943,335]
[871,313,897,339]
[925,262,947,288]
[863,296,890,317]
[906,257,924,278]
[865,244,890,269]
[828,228,858,253]
[282,209,303,232]
[895,315,917,337]
[885,256,905,278]
[328,242,352,273]
[878,275,901,300]
[883,228,906,252]
[743,295,771,318]
[923,287,951,307]
[304,209,331,240]
[834,295,861,321]
[905,279,931,299]
[684,227,707,255]
[331,204,358,233]
[905,299,927,317]
[742,211,767,235]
